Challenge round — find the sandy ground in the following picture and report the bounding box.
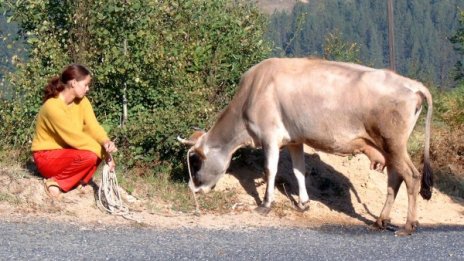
[1,146,463,230]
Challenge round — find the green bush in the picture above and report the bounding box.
[0,0,271,174]
[432,85,464,128]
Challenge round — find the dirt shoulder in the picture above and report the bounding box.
[1,147,463,230]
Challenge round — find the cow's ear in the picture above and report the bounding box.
[177,130,205,146]
[177,136,195,146]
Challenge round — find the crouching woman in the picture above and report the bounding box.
[31,64,117,199]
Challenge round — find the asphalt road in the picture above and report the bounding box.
[1,220,463,260]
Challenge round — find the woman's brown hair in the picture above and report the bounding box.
[43,64,91,102]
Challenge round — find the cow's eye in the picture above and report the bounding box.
[188,152,203,174]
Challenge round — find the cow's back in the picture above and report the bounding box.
[241,58,421,154]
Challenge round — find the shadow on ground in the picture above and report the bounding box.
[227,148,376,226]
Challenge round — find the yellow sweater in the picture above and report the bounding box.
[31,96,109,158]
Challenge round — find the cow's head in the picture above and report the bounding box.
[177,130,229,194]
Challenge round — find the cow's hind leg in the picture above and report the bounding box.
[374,167,403,230]
[396,156,421,236]
[287,144,309,211]
[378,152,421,236]
[255,143,280,215]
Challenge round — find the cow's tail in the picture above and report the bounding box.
[418,85,433,200]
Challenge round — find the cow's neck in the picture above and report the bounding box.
[206,105,251,154]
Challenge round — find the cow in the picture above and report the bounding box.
[178,58,433,236]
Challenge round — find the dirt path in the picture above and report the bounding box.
[1,147,463,229]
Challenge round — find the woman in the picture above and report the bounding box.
[31,64,117,199]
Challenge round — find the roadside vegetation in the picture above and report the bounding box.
[0,1,463,212]
[427,86,464,198]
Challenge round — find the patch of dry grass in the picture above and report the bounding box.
[428,126,464,198]
[409,110,464,199]
[0,192,21,205]
[118,168,240,214]
[0,158,241,215]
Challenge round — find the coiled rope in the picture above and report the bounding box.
[96,162,140,222]
[96,148,200,219]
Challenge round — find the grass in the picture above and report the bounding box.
[409,123,464,199]
[428,126,464,199]
[408,128,425,158]
[0,192,21,205]
[406,103,464,200]
[0,155,240,215]
[116,167,240,214]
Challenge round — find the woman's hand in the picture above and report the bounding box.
[103,140,118,153]
[103,140,117,172]
[105,152,116,172]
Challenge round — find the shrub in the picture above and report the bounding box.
[0,0,271,175]
[433,85,464,128]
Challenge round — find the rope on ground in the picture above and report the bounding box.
[96,164,141,222]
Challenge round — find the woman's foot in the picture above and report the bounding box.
[44,179,62,200]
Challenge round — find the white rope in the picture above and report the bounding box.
[96,163,141,222]
[186,147,201,215]
[96,148,200,219]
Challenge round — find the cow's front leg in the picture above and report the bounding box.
[287,144,309,211]
[255,144,280,215]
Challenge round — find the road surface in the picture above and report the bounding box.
[1,220,463,260]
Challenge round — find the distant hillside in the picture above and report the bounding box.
[265,0,464,88]
[255,0,308,14]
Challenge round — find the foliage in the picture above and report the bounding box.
[323,31,361,63]
[0,0,271,174]
[444,8,464,128]
[451,10,464,84]
[433,10,464,199]
[0,12,20,81]
[429,127,464,198]
[432,85,464,128]
[409,85,464,198]
[266,0,464,88]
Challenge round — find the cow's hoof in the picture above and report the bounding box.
[255,205,271,216]
[395,221,418,236]
[373,218,391,230]
[376,166,385,173]
[296,201,310,212]
[395,228,412,237]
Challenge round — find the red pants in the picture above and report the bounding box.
[33,149,101,192]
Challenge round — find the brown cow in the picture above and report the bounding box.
[178,58,433,236]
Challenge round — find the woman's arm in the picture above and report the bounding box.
[80,98,118,165]
[80,97,109,144]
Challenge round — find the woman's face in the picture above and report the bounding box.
[72,75,91,99]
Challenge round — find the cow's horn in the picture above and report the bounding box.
[177,136,195,146]
[192,126,205,132]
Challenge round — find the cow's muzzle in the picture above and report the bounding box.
[188,180,211,194]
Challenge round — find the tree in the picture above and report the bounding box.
[265,0,464,88]
[323,31,361,63]
[0,0,271,173]
[451,10,464,83]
